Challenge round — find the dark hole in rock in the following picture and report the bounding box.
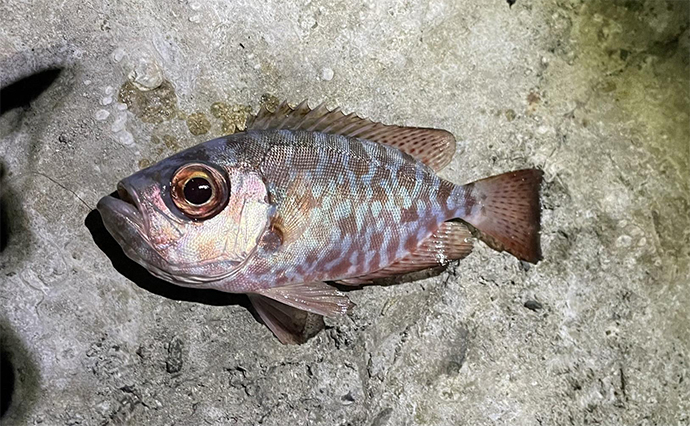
[524,300,543,311]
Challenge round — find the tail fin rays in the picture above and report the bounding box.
[458,169,543,263]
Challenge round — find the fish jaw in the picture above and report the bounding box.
[97,189,148,251]
[96,184,159,274]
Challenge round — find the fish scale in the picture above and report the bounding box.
[223,130,448,289]
[97,100,543,344]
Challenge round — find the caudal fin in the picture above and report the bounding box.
[458,169,543,263]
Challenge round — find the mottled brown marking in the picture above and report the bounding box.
[436,180,454,207]
[259,227,283,253]
[396,165,417,194]
[400,207,419,224]
[372,163,393,185]
[336,216,356,238]
[322,247,344,267]
[350,156,372,179]
[329,259,355,279]
[463,183,477,216]
[370,189,389,204]
[304,248,319,266]
[369,252,381,270]
[405,233,420,252]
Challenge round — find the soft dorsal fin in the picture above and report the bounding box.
[247,100,457,172]
[338,221,473,286]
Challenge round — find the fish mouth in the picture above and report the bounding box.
[96,182,147,241]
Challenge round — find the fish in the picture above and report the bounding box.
[97,100,543,344]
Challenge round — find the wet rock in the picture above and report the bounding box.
[118,80,178,124]
[186,112,211,135]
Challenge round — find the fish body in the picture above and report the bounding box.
[98,101,543,343]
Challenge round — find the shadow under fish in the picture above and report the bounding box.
[94,100,543,344]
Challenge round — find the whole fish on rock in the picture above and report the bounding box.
[97,101,543,343]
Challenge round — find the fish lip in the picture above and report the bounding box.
[116,181,142,214]
[96,182,146,237]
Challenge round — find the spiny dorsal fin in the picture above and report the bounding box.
[339,221,473,285]
[248,100,457,172]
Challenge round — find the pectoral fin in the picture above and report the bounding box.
[257,281,354,317]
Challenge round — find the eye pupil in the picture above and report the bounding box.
[183,177,213,205]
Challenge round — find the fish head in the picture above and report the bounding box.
[97,145,272,287]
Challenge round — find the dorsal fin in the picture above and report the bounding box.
[338,221,474,286]
[247,100,457,171]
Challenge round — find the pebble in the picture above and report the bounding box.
[94,109,110,121]
[127,53,164,91]
[95,401,111,416]
[112,48,126,63]
[321,67,334,81]
[616,235,632,248]
[300,15,316,30]
[537,125,551,135]
[524,300,543,311]
[100,96,112,106]
[118,131,134,147]
[166,336,184,373]
[111,113,127,133]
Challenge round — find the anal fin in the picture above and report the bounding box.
[256,281,354,317]
[339,222,473,285]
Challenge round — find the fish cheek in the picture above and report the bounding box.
[143,168,272,269]
[217,170,274,260]
[142,192,186,249]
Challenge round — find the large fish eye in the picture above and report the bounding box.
[171,163,229,221]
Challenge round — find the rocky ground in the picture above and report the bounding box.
[1,0,688,424]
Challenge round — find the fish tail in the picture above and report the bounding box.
[453,169,543,263]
